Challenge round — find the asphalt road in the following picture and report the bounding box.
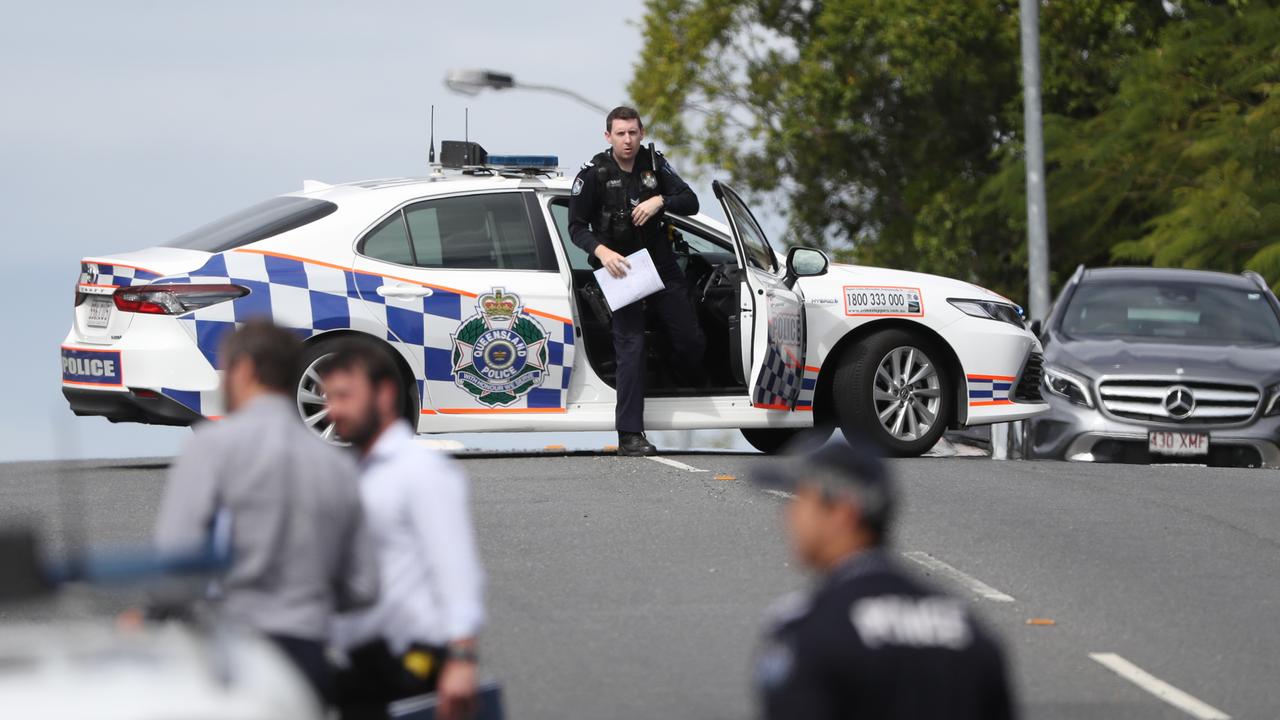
[2,451,1277,719]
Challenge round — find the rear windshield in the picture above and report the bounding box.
[164,196,338,253]
[1061,280,1280,345]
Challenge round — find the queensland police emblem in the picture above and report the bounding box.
[450,288,549,407]
[641,170,657,190]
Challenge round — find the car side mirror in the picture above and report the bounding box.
[1029,319,1042,337]
[786,247,829,287]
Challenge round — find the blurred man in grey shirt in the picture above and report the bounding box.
[154,320,379,702]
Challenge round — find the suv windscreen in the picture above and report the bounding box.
[1061,280,1280,344]
[164,197,338,253]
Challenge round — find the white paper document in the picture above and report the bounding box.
[593,248,666,311]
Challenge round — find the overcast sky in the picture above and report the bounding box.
[1,2,753,462]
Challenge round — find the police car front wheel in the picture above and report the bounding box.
[832,329,952,456]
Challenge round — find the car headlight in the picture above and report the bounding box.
[1042,364,1094,408]
[947,298,1025,329]
[1265,383,1280,416]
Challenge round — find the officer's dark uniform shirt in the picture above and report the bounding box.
[566,146,698,274]
[756,549,1014,720]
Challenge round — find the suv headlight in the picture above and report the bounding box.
[1265,383,1280,416]
[1043,364,1094,408]
[947,298,1025,329]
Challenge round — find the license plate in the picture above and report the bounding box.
[86,297,112,328]
[1148,431,1208,456]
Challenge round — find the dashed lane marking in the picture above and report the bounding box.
[762,489,795,500]
[902,551,1016,603]
[646,456,708,472]
[1089,653,1230,720]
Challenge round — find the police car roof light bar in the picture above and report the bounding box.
[486,155,559,169]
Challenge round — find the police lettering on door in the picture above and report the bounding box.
[61,348,123,386]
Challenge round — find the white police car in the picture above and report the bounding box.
[61,148,1047,456]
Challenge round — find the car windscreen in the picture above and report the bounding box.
[1061,279,1280,344]
[163,196,338,253]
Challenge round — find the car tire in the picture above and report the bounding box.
[741,428,803,454]
[832,329,953,457]
[295,336,414,444]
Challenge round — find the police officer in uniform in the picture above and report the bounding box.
[751,438,1015,720]
[568,106,706,456]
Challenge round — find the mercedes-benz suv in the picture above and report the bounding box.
[1027,266,1280,468]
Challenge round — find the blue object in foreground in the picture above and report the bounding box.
[389,681,505,720]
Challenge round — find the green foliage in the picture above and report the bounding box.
[1042,2,1280,290]
[629,0,1280,300]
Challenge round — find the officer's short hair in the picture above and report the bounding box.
[220,319,302,394]
[317,340,400,391]
[753,434,897,545]
[606,106,644,132]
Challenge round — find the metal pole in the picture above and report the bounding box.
[1020,0,1050,321]
[513,82,612,115]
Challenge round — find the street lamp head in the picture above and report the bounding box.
[444,68,516,96]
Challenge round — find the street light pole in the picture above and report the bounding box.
[1020,0,1051,322]
[444,68,612,115]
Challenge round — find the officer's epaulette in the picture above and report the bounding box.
[580,160,594,170]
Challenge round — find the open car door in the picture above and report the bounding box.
[712,180,806,410]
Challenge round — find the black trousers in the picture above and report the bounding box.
[268,634,334,706]
[611,266,706,433]
[335,638,444,720]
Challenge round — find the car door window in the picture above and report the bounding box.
[402,193,546,271]
[549,201,593,271]
[361,212,414,266]
[721,190,778,273]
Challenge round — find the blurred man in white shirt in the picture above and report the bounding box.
[320,340,484,720]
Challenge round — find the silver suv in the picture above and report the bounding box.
[1026,266,1280,468]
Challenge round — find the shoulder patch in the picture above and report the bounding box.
[572,177,584,196]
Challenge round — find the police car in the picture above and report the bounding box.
[61,144,1047,456]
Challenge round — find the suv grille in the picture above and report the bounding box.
[1014,352,1044,403]
[1097,378,1260,424]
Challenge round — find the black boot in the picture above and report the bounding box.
[617,431,657,457]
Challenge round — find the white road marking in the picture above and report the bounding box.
[902,551,1016,602]
[1089,653,1230,720]
[762,489,795,500]
[647,456,708,472]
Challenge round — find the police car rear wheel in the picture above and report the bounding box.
[296,350,343,444]
[295,338,414,446]
[741,428,803,455]
[833,329,952,456]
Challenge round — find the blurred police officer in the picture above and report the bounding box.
[320,341,484,720]
[154,319,379,704]
[568,106,706,456]
[752,438,1014,720]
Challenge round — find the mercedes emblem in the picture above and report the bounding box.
[1163,385,1196,420]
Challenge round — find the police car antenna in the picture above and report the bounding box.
[429,104,436,165]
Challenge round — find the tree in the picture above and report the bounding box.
[629,1,1280,302]
[1030,2,1280,289]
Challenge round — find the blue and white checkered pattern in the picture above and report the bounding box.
[752,343,804,409]
[967,375,1013,405]
[80,261,161,287]
[149,250,575,417]
[797,368,818,410]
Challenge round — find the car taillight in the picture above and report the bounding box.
[113,284,249,315]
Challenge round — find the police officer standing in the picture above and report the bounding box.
[751,438,1015,719]
[568,106,706,456]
